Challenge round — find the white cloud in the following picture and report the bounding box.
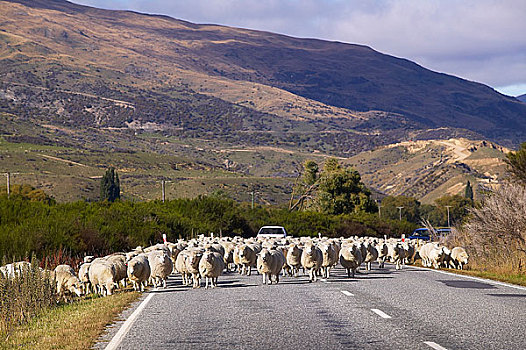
[73,0,526,93]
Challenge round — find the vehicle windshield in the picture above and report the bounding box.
[412,229,429,236]
[258,227,285,235]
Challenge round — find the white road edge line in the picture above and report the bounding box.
[424,341,448,350]
[371,308,392,319]
[104,290,156,350]
[409,265,526,292]
[341,290,354,296]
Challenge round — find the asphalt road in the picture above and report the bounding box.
[96,264,526,350]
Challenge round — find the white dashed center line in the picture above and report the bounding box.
[341,290,354,296]
[424,341,448,350]
[371,308,392,319]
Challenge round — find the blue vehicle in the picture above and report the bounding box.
[408,228,431,241]
[436,228,451,237]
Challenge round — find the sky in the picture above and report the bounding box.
[73,0,526,97]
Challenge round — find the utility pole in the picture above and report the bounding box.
[250,191,254,209]
[5,172,10,198]
[397,206,404,221]
[375,199,382,218]
[161,180,166,203]
[445,206,452,227]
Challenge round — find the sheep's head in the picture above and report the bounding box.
[259,249,271,263]
[66,277,83,297]
[189,252,202,266]
[460,251,469,264]
[240,245,250,258]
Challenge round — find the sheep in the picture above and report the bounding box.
[402,241,416,264]
[257,248,285,285]
[450,247,469,270]
[127,254,151,292]
[363,241,379,271]
[89,260,116,296]
[375,242,388,268]
[319,242,338,278]
[301,243,323,282]
[199,250,225,289]
[175,250,191,286]
[220,241,235,272]
[6,261,32,278]
[78,262,92,294]
[286,243,303,277]
[185,249,204,288]
[429,245,448,269]
[54,264,83,302]
[340,244,363,278]
[419,242,437,267]
[148,250,173,288]
[106,254,127,288]
[233,245,242,272]
[388,242,405,270]
[237,244,257,276]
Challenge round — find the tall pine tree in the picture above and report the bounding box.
[100,167,120,202]
[464,180,474,201]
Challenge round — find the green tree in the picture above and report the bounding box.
[433,195,472,226]
[505,142,526,185]
[100,167,120,202]
[464,180,474,201]
[381,195,421,223]
[316,158,375,215]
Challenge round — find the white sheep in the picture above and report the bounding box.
[127,254,151,292]
[319,242,338,278]
[257,248,285,284]
[175,250,191,286]
[78,262,92,294]
[185,249,204,288]
[286,243,303,277]
[387,242,405,270]
[89,260,116,296]
[106,254,128,288]
[237,244,257,276]
[199,250,225,289]
[375,241,388,268]
[301,243,323,282]
[148,250,173,288]
[340,243,363,278]
[363,241,379,271]
[450,247,469,269]
[54,264,83,302]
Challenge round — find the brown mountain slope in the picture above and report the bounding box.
[0,0,525,150]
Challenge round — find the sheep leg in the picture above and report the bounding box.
[275,273,279,284]
[163,278,167,289]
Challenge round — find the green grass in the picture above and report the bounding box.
[0,292,140,350]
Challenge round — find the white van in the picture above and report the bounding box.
[256,226,288,238]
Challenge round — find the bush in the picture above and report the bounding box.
[0,256,57,336]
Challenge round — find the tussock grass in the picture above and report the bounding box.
[0,257,57,336]
[0,291,139,350]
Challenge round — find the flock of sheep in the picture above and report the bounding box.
[0,234,469,302]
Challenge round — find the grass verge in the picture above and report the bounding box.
[412,261,526,287]
[0,291,140,350]
[442,268,526,287]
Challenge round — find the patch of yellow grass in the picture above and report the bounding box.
[446,268,526,287]
[1,292,140,350]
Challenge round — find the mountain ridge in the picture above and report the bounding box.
[1,0,525,149]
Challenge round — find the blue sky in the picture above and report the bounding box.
[73,0,526,97]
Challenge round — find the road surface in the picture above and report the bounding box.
[96,264,526,350]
